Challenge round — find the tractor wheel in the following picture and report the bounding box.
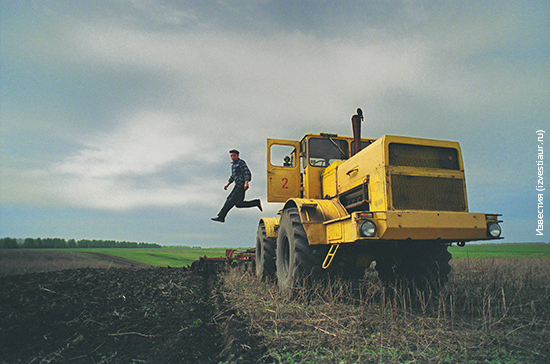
[375,242,452,289]
[404,242,452,288]
[255,221,276,279]
[425,243,452,285]
[276,207,326,290]
[373,252,398,284]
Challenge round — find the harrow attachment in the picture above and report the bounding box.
[190,248,255,275]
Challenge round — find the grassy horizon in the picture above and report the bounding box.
[88,242,550,266]
[448,242,549,259]
[7,243,549,268]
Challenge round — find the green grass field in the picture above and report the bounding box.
[449,242,550,259]
[59,243,550,267]
[67,247,229,267]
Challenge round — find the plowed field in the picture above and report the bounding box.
[2,249,549,363]
[0,267,256,363]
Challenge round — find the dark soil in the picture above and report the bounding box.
[0,268,251,364]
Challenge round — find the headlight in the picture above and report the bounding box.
[359,220,377,237]
[487,222,501,238]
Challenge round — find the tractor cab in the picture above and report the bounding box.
[267,133,374,202]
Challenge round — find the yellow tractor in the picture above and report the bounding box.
[256,110,502,289]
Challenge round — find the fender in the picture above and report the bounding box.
[259,217,280,239]
[282,198,349,245]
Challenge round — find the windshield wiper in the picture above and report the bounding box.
[327,137,347,159]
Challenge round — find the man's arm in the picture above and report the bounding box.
[226,161,237,190]
[241,160,251,190]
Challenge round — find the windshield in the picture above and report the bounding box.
[308,138,349,167]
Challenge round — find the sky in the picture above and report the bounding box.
[1,0,548,247]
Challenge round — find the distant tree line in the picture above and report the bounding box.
[0,237,162,249]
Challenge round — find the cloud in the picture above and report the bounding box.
[4,110,224,211]
[65,7,545,146]
[68,20,430,134]
[54,110,199,178]
[47,175,222,211]
[119,0,199,27]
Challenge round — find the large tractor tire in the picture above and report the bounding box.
[276,207,327,290]
[255,221,276,279]
[375,242,452,289]
[415,243,452,286]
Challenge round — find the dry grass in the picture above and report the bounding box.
[217,258,550,363]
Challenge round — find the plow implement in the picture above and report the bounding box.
[190,248,255,275]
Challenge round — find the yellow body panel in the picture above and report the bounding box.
[369,168,388,211]
[320,161,345,198]
[303,166,324,199]
[333,137,385,197]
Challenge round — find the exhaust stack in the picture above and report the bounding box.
[351,108,363,155]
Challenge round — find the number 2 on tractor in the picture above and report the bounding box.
[282,177,288,189]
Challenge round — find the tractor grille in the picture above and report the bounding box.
[389,143,460,170]
[391,174,466,211]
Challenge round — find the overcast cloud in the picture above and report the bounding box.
[1,0,548,246]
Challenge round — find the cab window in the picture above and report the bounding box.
[270,144,296,167]
[308,138,349,167]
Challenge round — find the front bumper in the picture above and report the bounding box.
[321,210,503,245]
[357,211,503,242]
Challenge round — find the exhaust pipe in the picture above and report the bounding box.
[351,108,363,155]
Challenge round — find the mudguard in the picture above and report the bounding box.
[282,198,349,245]
[259,217,280,239]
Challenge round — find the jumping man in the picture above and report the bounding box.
[211,149,262,223]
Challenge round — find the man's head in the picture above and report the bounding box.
[229,149,239,162]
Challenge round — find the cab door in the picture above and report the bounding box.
[267,139,301,202]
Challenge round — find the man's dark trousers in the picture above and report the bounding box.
[217,186,260,220]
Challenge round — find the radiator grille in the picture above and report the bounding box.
[391,174,466,211]
[389,143,460,170]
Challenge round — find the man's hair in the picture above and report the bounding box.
[229,149,239,155]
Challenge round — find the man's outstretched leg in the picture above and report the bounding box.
[212,187,245,223]
[236,198,262,211]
